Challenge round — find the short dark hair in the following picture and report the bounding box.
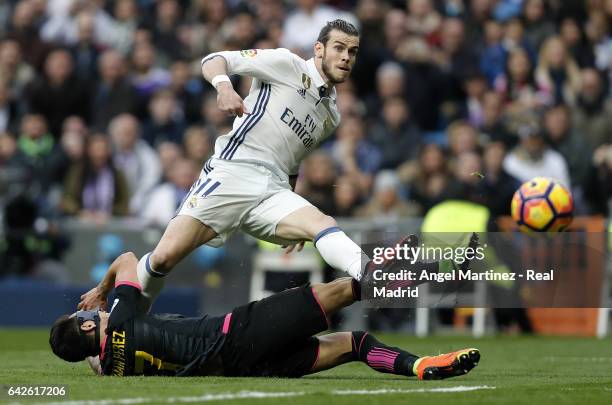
[317,19,359,45]
[49,315,92,362]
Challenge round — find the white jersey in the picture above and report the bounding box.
[201,48,341,177]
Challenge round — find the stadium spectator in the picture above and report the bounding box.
[225,10,258,51]
[445,151,487,205]
[585,144,612,216]
[503,122,571,187]
[543,104,592,190]
[109,114,162,214]
[281,0,353,57]
[0,38,35,103]
[480,91,515,147]
[366,61,405,119]
[12,114,66,202]
[0,194,69,281]
[110,0,138,55]
[401,143,450,213]
[169,60,204,124]
[157,141,184,181]
[253,0,286,28]
[92,50,139,131]
[7,0,53,69]
[142,158,199,227]
[183,126,213,167]
[296,151,337,216]
[0,131,16,165]
[141,89,186,146]
[447,120,479,157]
[559,17,595,68]
[501,17,537,65]
[61,134,129,221]
[479,19,506,84]
[522,0,555,50]
[356,170,420,219]
[572,68,612,148]
[149,0,186,64]
[182,0,228,58]
[58,116,88,169]
[481,141,520,216]
[405,0,441,41]
[535,36,581,106]
[326,114,381,195]
[382,8,407,57]
[395,36,444,131]
[335,90,366,119]
[494,47,547,110]
[130,41,171,99]
[432,17,478,104]
[333,175,361,217]
[68,11,102,83]
[369,96,421,169]
[0,80,18,133]
[585,10,612,75]
[26,49,90,137]
[200,93,230,138]
[40,0,116,48]
[459,73,488,128]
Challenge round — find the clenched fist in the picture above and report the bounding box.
[216,83,248,117]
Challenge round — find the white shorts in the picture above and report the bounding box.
[176,159,313,247]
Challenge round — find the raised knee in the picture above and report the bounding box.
[149,250,175,274]
[318,215,338,230]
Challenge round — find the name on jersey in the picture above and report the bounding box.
[280,107,316,148]
[111,330,126,375]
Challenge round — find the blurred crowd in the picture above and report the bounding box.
[0,0,611,237]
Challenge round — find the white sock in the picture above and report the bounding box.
[314,227,369,280]
[136,252,166,304]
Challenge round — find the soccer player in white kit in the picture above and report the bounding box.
[95,20,374,302]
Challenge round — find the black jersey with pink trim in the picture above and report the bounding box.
[100,283,228,376]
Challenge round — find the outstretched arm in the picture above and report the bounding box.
[78,252,141,310]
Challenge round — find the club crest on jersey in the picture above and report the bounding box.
[187,195,198,209]
[240,49,258,58]
[302,73,311,89]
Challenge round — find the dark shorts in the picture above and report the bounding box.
[220,285,329,377]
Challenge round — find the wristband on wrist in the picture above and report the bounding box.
[212,74,232,90]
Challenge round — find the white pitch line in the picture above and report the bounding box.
[11,386,497,405]
[9,391,306,405]
[333,385,496,395]
[544,357,612,362]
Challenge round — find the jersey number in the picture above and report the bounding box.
[134,350,180,374]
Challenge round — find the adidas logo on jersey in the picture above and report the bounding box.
[297,88,307,99]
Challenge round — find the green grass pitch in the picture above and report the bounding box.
[1,329,610,405]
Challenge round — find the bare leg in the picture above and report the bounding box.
[277,206,367,280]
[275,206,337,240]
[149,215,218,274]
[136,216,217,301]
[311,278,355,316]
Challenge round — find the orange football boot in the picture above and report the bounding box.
[414,348,480,380]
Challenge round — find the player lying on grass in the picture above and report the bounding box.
[50,252,480,380]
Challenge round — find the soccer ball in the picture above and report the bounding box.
[510,177,574,232]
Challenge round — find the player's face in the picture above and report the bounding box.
[319,30,359,84]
